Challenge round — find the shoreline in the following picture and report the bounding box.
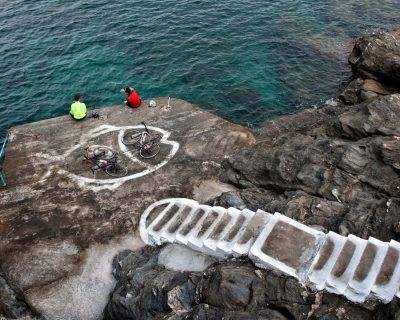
[1,28,400,320]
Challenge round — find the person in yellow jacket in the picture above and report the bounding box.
[70,94,87,120]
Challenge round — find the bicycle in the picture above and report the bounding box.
[122,122,162,159]
[83,145,128,178]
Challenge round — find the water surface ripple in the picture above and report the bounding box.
[1,0,399,139]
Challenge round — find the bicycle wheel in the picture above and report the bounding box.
[122,130,142,146]
[139,143,160,159]
[105,163,128,177]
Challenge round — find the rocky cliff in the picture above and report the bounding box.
[104,29,400,320]
[1,29,400,320]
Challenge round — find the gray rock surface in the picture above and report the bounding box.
[105,246,400,320]
[349,29,400,85]
[222,94,400,243]
[339,29,400,105]
[0,275,31,318]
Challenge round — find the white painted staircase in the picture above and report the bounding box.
[139,198,400,304]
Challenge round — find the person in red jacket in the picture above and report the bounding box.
[121,87,141,108]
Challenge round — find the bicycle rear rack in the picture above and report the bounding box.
[0,134,9,187]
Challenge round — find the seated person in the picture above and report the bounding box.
[70,94,87,120]
[121,87,141,108]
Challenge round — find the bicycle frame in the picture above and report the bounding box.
[138,131,150,147]
[122,123,161,159]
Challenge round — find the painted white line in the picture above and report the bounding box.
[57,124,179,191]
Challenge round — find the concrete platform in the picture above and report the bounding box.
[0,98,255,320]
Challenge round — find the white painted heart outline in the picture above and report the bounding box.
[58,124,179,191]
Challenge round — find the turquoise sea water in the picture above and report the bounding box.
[1,0,399,141]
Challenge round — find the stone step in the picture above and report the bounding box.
[175,205,212,246]
[231,209,272,256]
[140,198,208,246]
[202,207,242,257]
[187,206,227,254]
[147,200,195,245]
[140,198,174,245]
[158,205,196,244]
[249,212,325,282]
[345,237,389,303]
[146,202,178,245]
[371,240,400,303]
[325,235,368,295]
[307,232,347,291]
[216,208,256,255]
[140,198,400,304]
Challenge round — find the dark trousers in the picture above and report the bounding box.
[70,113,87,121]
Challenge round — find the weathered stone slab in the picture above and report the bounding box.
[249,213,325,281]
[1,240,80,291]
